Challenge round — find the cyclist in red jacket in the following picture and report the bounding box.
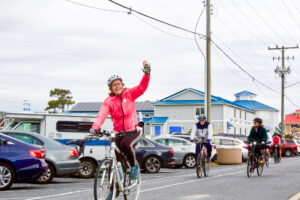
[90,61,150,182]
[272,132,281,159]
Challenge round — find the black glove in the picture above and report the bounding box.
[142,60,151,75]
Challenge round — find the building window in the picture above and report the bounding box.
[195,107,205,116]
[144,114,150,118]
[234,109,236,118]
[245,128,247,135]
[56,121,93,133]
[240,128,242,135]
[234,127,236,134]
[245,112,247,120]
[240,111,242,119]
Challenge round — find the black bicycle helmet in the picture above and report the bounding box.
[253,117,263,125]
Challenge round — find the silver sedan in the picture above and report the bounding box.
[1,130,80,184]
[152,136,196,168]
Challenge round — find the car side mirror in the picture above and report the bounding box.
[0,138,8,146]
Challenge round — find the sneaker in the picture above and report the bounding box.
[106,191,113,200]
[129,166,138,180]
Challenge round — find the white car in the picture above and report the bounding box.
[153,136,217,168]
[212,136,248,162]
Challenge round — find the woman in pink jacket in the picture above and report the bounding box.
[90,61,150,183]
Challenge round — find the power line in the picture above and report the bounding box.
[194,4,206,62]
[262,0,296,43]
[215,0,270,47]
[230,0,277,45]
[212,32,276,86]
[211,40,280,94]
[108,0,206,38]
[65,0,126,13]
[291,0,300,15]
[245,0,287,43]
[281,0,300,28]
[132,14,194,40]
[286,80,300,88]
[69,0,299,108]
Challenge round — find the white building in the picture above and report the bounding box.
[147,88,278,136]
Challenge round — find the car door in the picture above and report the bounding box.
[135,139,155,165]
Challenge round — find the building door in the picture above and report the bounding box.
[169,126,182,133]
[154,126,161,136]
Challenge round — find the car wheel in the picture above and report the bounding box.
[79,158,97,178]
[35,163,54,184]
[0,163,15,191]
[144,156,161,173]
[284,149,292,157]
[184,154,196,168]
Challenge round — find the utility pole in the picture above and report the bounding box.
[268,45,298,135]
[205,0,212,121]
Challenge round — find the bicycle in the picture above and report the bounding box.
[273,145,281,164]
[246,141,264,178]
[195,137,209,178]
[262,148,269,168]
[93,130,141,200]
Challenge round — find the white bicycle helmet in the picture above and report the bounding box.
[107,75,122,86]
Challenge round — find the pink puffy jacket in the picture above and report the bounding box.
[92,74,150,132]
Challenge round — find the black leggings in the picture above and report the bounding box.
[115,131,141,167]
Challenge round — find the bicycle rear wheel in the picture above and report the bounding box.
[94,159,115,200]
[196,154,203,178]
[274,150,278,164]
[123,164,141,200]
[203,153,209,177]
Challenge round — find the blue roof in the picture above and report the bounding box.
[234,91,256,97]
[153,88,254,112]
[234,100,278,111]
[149,117,168,124]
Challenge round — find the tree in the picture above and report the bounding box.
[45,88,75,113]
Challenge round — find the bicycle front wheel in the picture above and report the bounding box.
[203,153,209,177]
[196,154,203,178]
[246,154,254,178]
[94,159,115,200]
[257,156,264,176]
[123,164,141,200]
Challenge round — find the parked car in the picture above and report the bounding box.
[169,134,191,142]
[1,131,80,184]
[136,137,175,173]
[0,133,47,190]
[213,136,248,162]
[153,136,196,168]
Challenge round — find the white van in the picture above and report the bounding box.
[2,112,113,178]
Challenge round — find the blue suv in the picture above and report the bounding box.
[0,133,48,190]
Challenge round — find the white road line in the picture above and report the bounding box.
[140,170,245,193]
[6,158,300,200]
[141,158,300,193]
[24,189,92,200]
[142,165,244,184]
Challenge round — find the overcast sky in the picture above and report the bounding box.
[0,0,300,115]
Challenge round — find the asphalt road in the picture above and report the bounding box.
[1,157,300,200]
